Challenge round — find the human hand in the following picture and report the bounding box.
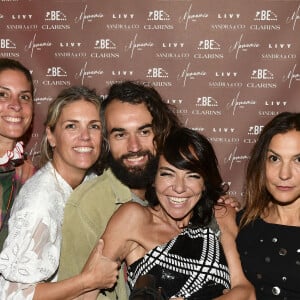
[81,239,119,291]
[214,204,238,239]
[217,194,241,211]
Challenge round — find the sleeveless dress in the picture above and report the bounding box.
[128,227,230,299]
[237,216,300,300]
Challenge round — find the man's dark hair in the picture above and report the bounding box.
[101,81,181,158]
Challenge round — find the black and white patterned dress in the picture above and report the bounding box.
[128,227,230,299]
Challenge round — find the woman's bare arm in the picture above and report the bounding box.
[77,202,147,300]
[214,205,255,300]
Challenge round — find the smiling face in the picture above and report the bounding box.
[46,99,101,185]
[0,69,33,149]
[155,155,205,222]
[265,130,300,206]
[105,100,157,188]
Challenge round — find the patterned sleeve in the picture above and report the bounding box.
[0,183,62,299]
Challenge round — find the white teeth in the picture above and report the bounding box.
[169,197,188,204]
[73,147,93,153]
[127,156,143,162]
[4,116,22,123]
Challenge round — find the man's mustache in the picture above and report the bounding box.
[121,151,151,160]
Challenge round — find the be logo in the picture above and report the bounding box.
[196,96,218,107]
[198,40,221,50]
[251,69,274,80]
[94,39,116,49]
[248,125,264,135]
[0,39,16,49]
[45,11,67,21]
[146,68,168,78]
[254,10,277,21]
[46,67,67,77]
[147,10,170,21]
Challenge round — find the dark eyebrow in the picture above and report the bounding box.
[267,148,300,158]
[62,119,101,123]
[110,123,152,134]
[110,127,125,134]
[139,124,152,130]
[159,166,175,172]
[0,85,31,94]
[267,149,278,155]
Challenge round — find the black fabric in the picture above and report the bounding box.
[129,274,167,300]
[128,227,230,299]
[237,217,300,300]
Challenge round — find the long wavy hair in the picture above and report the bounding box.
[145,127,227,227]
[240,112,300,228]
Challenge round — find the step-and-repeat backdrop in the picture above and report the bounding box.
[1,0,299,198]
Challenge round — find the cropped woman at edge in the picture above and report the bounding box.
[0,86,119,299]
[237,112,300,300]
[0,58,35,250]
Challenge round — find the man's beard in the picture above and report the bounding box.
[108,151,158,189]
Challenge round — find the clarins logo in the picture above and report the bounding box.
[34,96,53,103]
[42,67,70,86]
